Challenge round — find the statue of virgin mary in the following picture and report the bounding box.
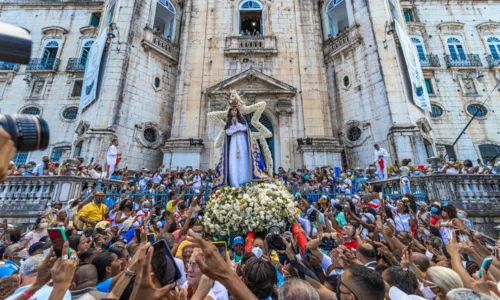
[211,91,270,189]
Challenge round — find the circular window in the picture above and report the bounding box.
[143,128,158,143]
[21,107,40,115]
[154,77,160,88]
[467,104,488,118]
[430,104,443,118]
[343,76,350,87]
[63,107,79,120]
[347,127,362,142]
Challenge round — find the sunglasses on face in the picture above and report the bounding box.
[336,276,358,300]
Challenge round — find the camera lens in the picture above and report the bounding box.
[0,114,50,151]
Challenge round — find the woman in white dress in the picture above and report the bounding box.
[224,107,251,188]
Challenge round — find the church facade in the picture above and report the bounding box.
[1,0,499,172]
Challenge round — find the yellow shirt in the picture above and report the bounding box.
[166,200,176,214]
[79,202,108,228]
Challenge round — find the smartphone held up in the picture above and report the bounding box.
[151,240,181,286]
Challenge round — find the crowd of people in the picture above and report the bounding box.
[6,149,500,203]
[0,166,499,299]
[239,29,262,38]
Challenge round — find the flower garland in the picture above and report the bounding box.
[201,182,296,236]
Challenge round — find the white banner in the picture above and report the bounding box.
[395,21,430,110]
[80,30,108,111]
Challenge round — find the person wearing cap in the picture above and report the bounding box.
[318,195,329,212]
[231,236,244,264]
[0,244,21,278]
[79,191,108,228]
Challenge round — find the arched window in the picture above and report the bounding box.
[478,144,500,163]
[79,40,94,66]
[106,0,116,26]
[486,36,500,60]
[21,106,41,115]
[51,147,63,162]
[74,141,83,157]
[239,0,263,37]
[411,37,426,61]
[41,40,60,69]
[153,0,176,42]
[447,37,466,61]
[13,152,29,166]
[424,139,434,158]
[326,0,348,37]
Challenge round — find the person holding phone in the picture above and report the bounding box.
[78,191,108,229]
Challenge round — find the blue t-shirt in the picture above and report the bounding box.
[0,260,19,278]
[96,277,112,293]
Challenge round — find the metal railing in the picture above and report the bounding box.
[100,179,426,209]
[419,54,440,68]
[66,58,87,72]
[0,61,19,71]
[444,54,482,68]
[26,58,60,71]
[486,55,500,69]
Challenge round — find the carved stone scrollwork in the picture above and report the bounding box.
[75,121,90,137]
[275,97,293,115]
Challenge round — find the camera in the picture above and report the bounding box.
[266,225,290,251]
[306,207,318,222]
[0,23,49,152]
[0,21,32,64]
[320,236,337,251]
[0,114,50,151]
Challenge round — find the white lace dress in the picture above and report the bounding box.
[226,121,250,188]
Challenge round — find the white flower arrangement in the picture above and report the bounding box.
[201,182,296,235]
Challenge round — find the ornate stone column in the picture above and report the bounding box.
[275,95,294,170]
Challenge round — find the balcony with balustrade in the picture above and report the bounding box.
[444,54,482,69]
[0,175,123,226]
[323,24,362,60]
[0,61,20,72]
[373,174,500,237]
[141,26,180,64]
[486,55,500,69]
[419,54,441,68]
[26,58,60,72]
[66,58,87,72]
[224,35,278,57]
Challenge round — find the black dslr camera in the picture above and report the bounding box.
[0,22,50,152]
[266,225,291,251]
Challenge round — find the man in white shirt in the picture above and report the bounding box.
[33,156,50,176]
[373,144,390,180]
[191,169,202,190]
[106,138,119,179]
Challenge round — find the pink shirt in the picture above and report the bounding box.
[24,230,48,247]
